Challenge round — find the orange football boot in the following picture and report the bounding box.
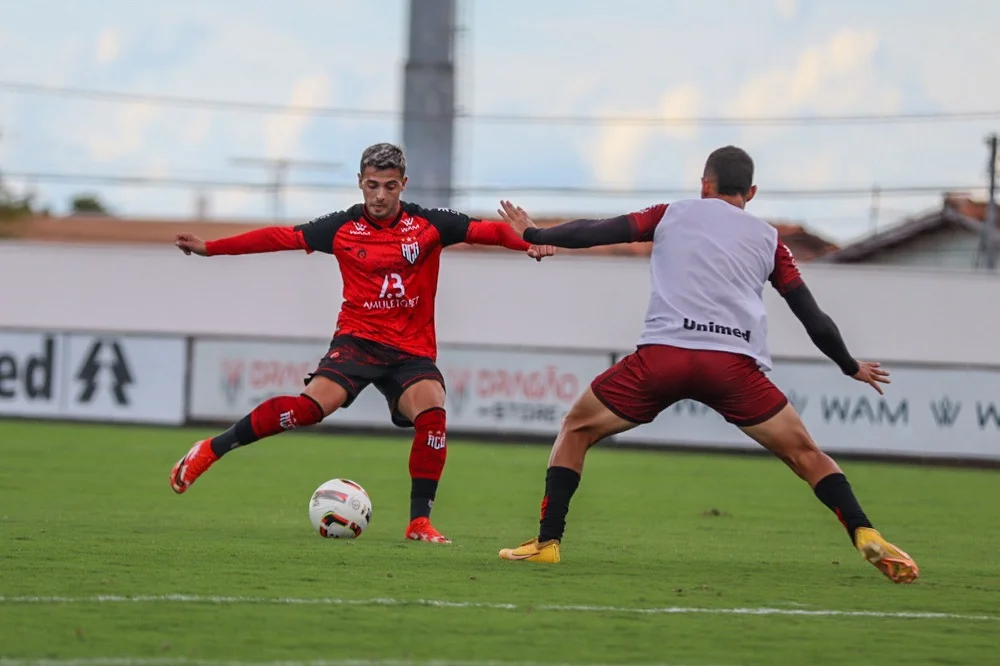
[404,517,452,544]
[169,439,219,494]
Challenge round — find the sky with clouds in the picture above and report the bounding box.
[1,0,999,244]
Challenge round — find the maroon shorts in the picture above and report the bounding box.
[591,344,788,427]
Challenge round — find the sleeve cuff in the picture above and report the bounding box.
[841,359,860,375]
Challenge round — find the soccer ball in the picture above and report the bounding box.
[308,478,372,538]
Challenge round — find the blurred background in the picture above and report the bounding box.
[0,0,998,263]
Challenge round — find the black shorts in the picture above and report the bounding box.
[304,334,444,428]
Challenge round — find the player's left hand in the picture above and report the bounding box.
[851,360,891,395]
[527,244,556,261]
[498,200,535,235]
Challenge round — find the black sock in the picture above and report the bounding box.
[410,477,438,521]
[538,466,581,543]
[813,472,873,542]
[209,415,258,458]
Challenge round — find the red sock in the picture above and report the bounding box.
[209,394,325,458]
[250,394,325,438]
[409,407,447,520]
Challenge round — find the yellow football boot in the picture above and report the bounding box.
[854,527,919,583]
[499,537,561,563]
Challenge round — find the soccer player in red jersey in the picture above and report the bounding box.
[169,142,554,544]
[497,146,918,584]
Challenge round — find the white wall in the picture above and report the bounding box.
[3,240,998,366]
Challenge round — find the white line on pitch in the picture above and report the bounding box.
[0,595,994,622]
[0,660,714,666]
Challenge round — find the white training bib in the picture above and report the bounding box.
[638,198,779,371]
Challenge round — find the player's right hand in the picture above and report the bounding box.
[527,244,556,261]
[175,233,208,256]
[851,360,890,395]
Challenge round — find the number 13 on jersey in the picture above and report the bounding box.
[379,273,405,298]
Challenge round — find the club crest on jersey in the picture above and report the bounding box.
[401,240,420,264]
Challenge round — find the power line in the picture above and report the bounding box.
[421,184,977,199]
[2,80,1000,127]
[0,170,982,199]
[230,156,343,221]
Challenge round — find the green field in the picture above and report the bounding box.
[1,419,998,666]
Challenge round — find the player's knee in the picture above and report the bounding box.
[560,404,604,444]
[776,424,823,474]
[304,377,349,416]
[296,394,326,426]
[398,379,446,418]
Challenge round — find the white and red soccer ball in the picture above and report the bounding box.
[308,478,372,538]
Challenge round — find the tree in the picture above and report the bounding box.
[0,181,34,222]
[70,193,111,215]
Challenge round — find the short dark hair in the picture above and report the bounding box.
[360,142,406,176]
[704,146,754,196]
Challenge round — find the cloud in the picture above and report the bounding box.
[771,150,838,189]
[210,189,259,220]
[774,0,799,20]
[95,28,121,65]
[659,84,701,140]
[587,83,702,186]
[726,26,900,193]
[263,75,331,159]
[183,112,214,147]
[731,27,884,116]
[81,102,159,161]
[683,154,708,186]
[591,123,647,186]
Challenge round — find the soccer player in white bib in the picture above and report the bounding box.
[496,146,918,584]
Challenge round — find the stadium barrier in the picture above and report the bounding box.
[6,240,1000,367]
[0,329,187,425]
[2,327,999,463]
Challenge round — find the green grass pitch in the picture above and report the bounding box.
[1,419,998,665]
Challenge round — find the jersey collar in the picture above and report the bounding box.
[362,203,405,230]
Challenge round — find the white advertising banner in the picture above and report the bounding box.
[616,355,1000,461]
[438,347,613,435]
[0,330,186,424]
[188,338,390,427]
[189,338,613,435]
[0,332,65,417]
[62,334,187,424]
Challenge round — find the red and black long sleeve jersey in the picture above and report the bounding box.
[206,202,530,360]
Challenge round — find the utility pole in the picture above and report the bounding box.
[231,157,343,221]
[986,134,998,270]
[976,134,998,270]
[869,184,881,234]
[401,0,456,209]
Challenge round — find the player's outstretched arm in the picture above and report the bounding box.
[424,205,554,261]
[176,211,348,257]
[498,200,666,249]
[783,285,891,394]
[782,284,858,375]
[464,219,532,251]
[770,243,890,394]
[462,220,555,261]
[175,227,308,257]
